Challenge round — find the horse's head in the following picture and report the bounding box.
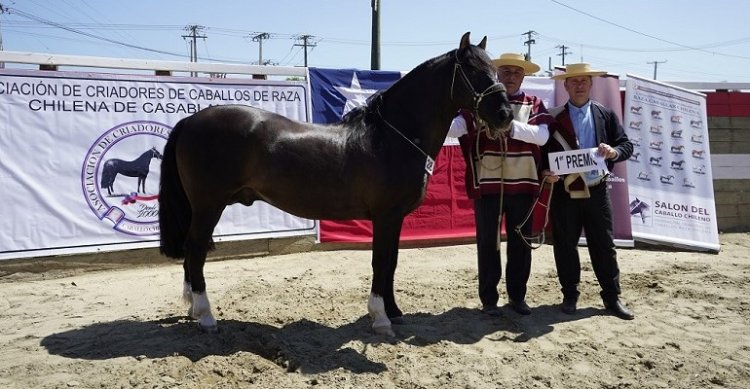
[452,32,513,137]
[151,146,163,160]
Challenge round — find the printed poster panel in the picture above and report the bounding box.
[0,69,315,260]
[623,74,719,251]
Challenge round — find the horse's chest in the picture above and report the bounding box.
[391,174,429,211]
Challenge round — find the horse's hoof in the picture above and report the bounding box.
[199,323,219,334]
[373,324,395,337]
[389,316,404,325]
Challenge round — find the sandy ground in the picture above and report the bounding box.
[0,233,748,389]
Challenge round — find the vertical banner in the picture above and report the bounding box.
[0,70,315,260]
[594,75,634,245]
[623,74,719,251]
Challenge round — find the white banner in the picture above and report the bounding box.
[623,74,719,251]
[0,70,316,260]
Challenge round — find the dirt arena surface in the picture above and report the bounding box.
[0,233,748,388]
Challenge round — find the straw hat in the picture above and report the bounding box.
[551,63,607,80]
[492,53,540,75]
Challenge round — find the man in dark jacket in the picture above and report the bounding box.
[542,63,635,320]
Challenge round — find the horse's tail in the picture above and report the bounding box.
[159,117,191,258]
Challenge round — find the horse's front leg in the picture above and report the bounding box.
[182,260,193,317]
[369,214,405,337]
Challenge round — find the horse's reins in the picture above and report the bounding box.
[515,178,555,250]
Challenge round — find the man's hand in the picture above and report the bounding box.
[542,169,559,184]
[597,143,618,160]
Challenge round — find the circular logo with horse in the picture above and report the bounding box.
[81,121,170,236]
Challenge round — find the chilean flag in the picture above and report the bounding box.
[309,67,476,243]
[309,68,403,124]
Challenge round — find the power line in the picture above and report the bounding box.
[7,7,187,58]
[548,0,750,60]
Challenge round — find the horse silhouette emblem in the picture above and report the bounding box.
[692,149,705,159]
[637,171,651,181]
[100,146,163,196]
[629,121,642,130]
[660,174,675,184]
[630,152,641,162]
[671,129,682,138]
[649,156,662,166]
[693,165,706,174]
[683,178,695,188]
[690,119,702,128]
[670,145,685,154]
[651,110,662,119]
[649,125,662,134]
[649,140,663,150]
[629,198,650,224]
[670,160,686,170]
[630,106,643,114]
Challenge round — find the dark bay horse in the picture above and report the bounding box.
[101,146,163,195]
[158,32,513,335]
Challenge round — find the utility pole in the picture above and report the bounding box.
[556,44,572,65]
[293,35,317,67]
[522,30,537,62]
[647,60,667,80]
[0,4,6,69]
[182,25,206,77]
[546,57,553,76]
[371,0,380,70]
[251,32,271,65]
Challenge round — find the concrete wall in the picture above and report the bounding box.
[707,92,750,232]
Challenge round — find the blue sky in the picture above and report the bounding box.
[3,0,749,83]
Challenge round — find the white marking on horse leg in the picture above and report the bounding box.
[182,282,193,317]
[191,291,218,333]
[367,293,394,337]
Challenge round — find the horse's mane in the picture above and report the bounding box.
[339,44,489,125]
[334,44,492,150]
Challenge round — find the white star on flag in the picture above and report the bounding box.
[334,73,379,117]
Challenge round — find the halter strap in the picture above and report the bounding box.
[450,61,506,113]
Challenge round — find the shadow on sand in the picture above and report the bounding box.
[41,305,600,374]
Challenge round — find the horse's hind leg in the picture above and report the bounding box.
[185,204,224,332]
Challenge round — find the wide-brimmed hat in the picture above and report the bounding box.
[551,63,607,80]
[492,53,540,75]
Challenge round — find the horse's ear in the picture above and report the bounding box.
[459,32,471,50]
[478,36,487,50]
